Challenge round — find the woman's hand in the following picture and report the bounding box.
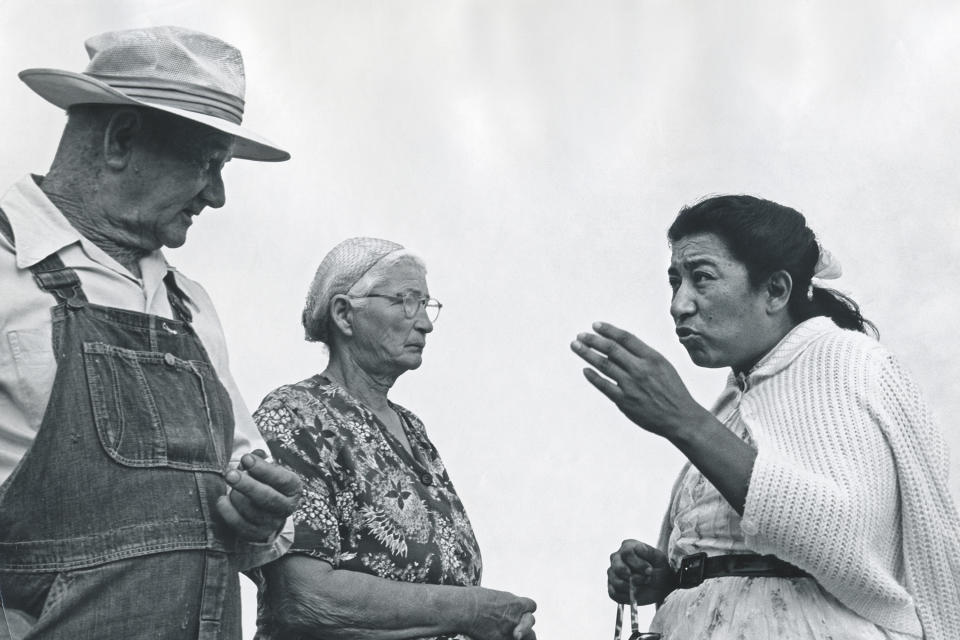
[464,587,537,640]
[264,555,536,640]
[570,322,713,442]
[608,539,675,606]
[571,321,757,514]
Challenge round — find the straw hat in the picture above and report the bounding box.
[19,25,289,162]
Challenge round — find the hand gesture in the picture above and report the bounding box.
[216,449,302,542]
[571,321,711,441]
[608,539,675,606]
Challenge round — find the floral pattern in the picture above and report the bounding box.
[254,374,482,588]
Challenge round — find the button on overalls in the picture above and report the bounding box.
[0,209,242,639]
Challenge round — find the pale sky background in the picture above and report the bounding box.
[2,1,959,638]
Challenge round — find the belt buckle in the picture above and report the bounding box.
[677,552,708,589]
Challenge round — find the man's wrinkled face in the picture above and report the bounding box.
[115,118,235,251]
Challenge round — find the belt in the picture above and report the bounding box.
[676,552,810,589]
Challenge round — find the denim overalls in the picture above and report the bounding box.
[0,209,242,639]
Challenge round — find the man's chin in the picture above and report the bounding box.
[401,353,424,370]
[161,234,189,249]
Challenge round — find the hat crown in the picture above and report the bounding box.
[84,26,246,114]
[19,25,289,161]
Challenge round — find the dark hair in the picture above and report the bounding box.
[668,195,877,337]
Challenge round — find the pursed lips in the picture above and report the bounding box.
[675,327,699,342]
[182,203,205,219]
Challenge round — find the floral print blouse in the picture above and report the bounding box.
[254,374,482,589]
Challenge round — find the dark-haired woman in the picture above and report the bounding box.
[572,195,959,639]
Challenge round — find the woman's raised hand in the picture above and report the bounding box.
[608,539,675,606]
[571,322,713,442]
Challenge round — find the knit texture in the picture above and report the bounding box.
[733,317,960,639]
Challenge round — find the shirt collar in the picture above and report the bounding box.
[726,316,839,390]
[1,175,82,269]
[1,175,171,281]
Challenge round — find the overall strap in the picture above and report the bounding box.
[30,254,88,306]
[0,205,13,245]
[163,270,194,323]
[1,204,190,320]
[0,205,87,306]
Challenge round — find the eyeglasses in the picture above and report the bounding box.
[353,292,442,322]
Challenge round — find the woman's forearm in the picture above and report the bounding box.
[669,412,756,515]
[266,555,530,640]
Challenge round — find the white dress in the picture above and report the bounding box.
[649,376,920,640]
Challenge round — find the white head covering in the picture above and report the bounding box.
[808,242,843,300]
[812,244,842,280]
[302,237,406,344]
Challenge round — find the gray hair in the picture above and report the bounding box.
[302,237,427,344]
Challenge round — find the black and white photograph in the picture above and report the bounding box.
[1,2,958,639]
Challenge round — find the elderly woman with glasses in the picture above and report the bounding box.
[253,238,536,640]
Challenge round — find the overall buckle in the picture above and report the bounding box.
[55,284,86,309]
[677,552,708,589]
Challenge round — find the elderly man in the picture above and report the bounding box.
[0,27,300,639]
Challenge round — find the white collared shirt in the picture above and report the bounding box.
[0,174,291,569]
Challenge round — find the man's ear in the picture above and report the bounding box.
[766,269,793,314]
[103,108,144,170]
[329,295,355,338]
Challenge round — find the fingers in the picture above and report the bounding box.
[223,465,298,520]
[570,336,630,382]
[518,596,536,614]
[512,612,536,640]
[240,449,269,468]
[582,367,623,404]
[465,588,537,640]
[574,326,660,376]
[608,541,661,590]
[236,452,302,499]
[217,456,301,542]
[608,540,677,605]
[593,321,655,358]
[215,494,279,542]
[571,339,640,389]
[622,539,670,569]
[608,542,637,602]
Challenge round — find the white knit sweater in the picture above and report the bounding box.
[706,316,960,639]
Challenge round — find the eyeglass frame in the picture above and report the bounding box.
[349,292,442,322]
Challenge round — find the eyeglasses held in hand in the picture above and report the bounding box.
[613,582,661,640]
[352,292,442,322]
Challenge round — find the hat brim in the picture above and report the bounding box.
[19,68,290,162]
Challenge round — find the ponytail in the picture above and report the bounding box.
[806,287,878,338]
